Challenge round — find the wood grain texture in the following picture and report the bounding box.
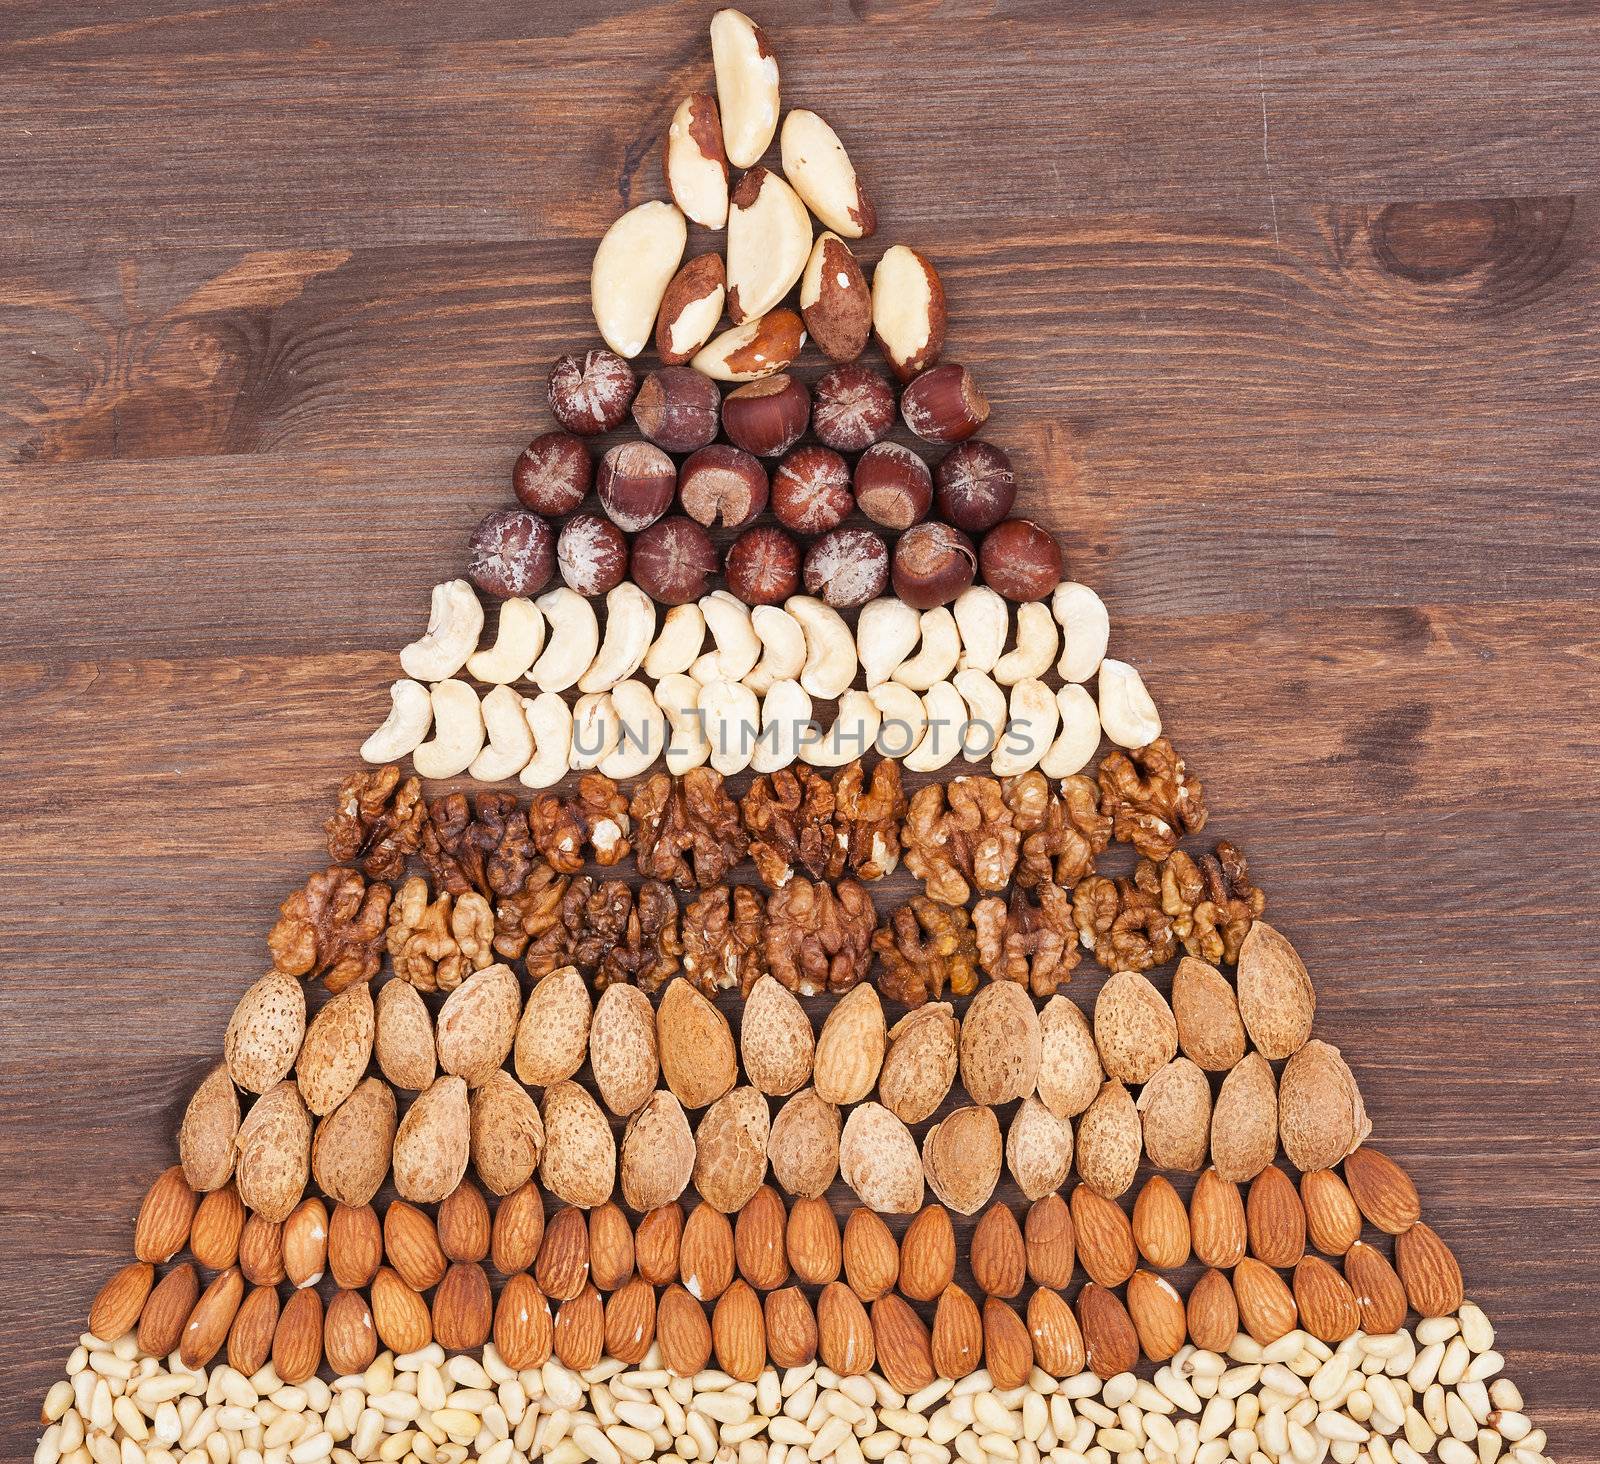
[2,0,1599,1456]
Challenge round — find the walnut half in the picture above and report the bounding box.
[872,897,980,1007]
[268,866,391,992]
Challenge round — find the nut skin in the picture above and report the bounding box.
[935,440,1016,533]
[892,522,976,609]
[632,516,721,605]
[812,365,896,452]
[979,519,1063,602]
[514,431,593,515]
[548,350,637,435]
[722,375,811,458]
[556,513,629,597]
[726,525,802,606]
[803,527,889,610]
[633,367,722,454]
[656,253,728,364]
[854,442,933,530]
[597,442,677,533]
[772,446,854,534]
[901,364,990,444]
[467,509,554,599]
[678,445,770,529]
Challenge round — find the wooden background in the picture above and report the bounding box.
[3,0,1599,1457]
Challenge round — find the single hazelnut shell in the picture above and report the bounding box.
[934,440,1016,533]
[557,513,629,597]
[721,374,811,458]
[900,363,990,444]
[979,519,1063,602]
[633,516,720,605]
[597,441,677,533]
[891,522,976,609]
[811,364,896,452]
[678,444,770,529]
[771,446,854,535]
[513,431,592,515]
[854,442,933,531]
[632,367,721,454]
[467,509,553,599]
[803,527,889,610]
[548,349,637,435]
[725,525,802,606]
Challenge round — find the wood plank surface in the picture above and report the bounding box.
[2,1,1598,1458]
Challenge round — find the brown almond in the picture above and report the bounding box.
[1235,921,1315,1060]
[930,1283,981,1381]
[1190,1169,1248,1269]
[1233,1255,1299,1343]
[384,1200,448,1292]
[1394,1221,1464,1317]
[1300,1170,1362,1257]
[226,1285,279,1376]
[1247,1165,1307,1269]
[1343,1146,1422,1234]
[871,1293,935,1394]
[138,1263,199,1358]
[588,1201,636,1291]
[283,1196,329,1288]
[180,1265,244,1368]
[1132,1175,1192,1271]
[898,1204,956,1302]
[734,1185,788,1291]
[535,1206,591,1302]
[1126,1270,1187,1361]
[134,1166,197,1264]
[1076,1283,1139,1380]
[604,1274,657,1365]
[763,1286,817,1370]
[491,1180,546,1277]
[328,1203,383,1289]
[680,1202,735,1302]
[553,1283,604,1371]
[1071,1184,1137,1288]
[493,1272,552,1370]
[1186,1268,1239,1353]
[434,1261,493,1351]
[1293,1255,1361,1342]
[656,1283,713,1376]
[1171,955,1247,1071]
[635,1202,683,1285]
[369,1266,431,1355]
[970,1201,1026,1299]
[88,1261,155,1342]
[1024,1194,1075,1289]
[1075,1079,1141,1198]
[437,1180,491,1265]
[323,1288,377,1376]
[272,1287,323,1384]
[1027,1288,1085,1379]
[982,1296,1033,1390]
[1343,1240,1408,1334]
[712,1279,766,1382]
[842,1207,899,1300]
[816,1281,875,1376]
[188,1184,246,1271]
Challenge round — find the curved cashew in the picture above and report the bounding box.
[993,601,1060,686]
[751,678,813,774]
[529,587,600,694]
[786,595,858,700]
[569,692,620,770]
[469,684,536,781]
[903,680,966,772]
[580,582,657,693]
[868,681,927,760]
[400,579,483,682]
[692,591,762,685]
[1098,659,1162,748]
[466,596,545,685]
[600,678,668,780]
[411,680,484,779]
[992,678,1059,776]
[858,598,922,687]
[953,668,1006,763]
[699,678,762,776]
[655,673,712,775]
[1040,683,1102,778]
[1053,581,1111,683]
[361,679,432,763]
[893,607,961,691]
[801,690,882,769]
[644,603,706,679]
[954,586,1009,675]
[745,604,807,695]
[519,692,573,789]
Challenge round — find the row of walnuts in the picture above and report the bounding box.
[279,739,1263,1010]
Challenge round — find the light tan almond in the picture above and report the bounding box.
[1211,1050,1278,1182]
[767,1086,840,1199]
[1280,1039,1369,1171]
[296,982,374,1116]
[1137,1055,1212,1172]
[739,975,815,1097]
[311,1076,396,1207]
[590,982,660,1117]
[469,1068,543,1196]
[225,972,306,1095]
[959,981,1041,1105]
[921,1104,1002,1216]
[539,1080,616,1209]
[374,978,436,1092]
[391,1074,469,1204]
[657,978,738,1110]
[1171,955,1247,1070]
[693,1085,770,1213]
[878,1003,958,1124]
[1006,1096,1074,1200]
[1037,995,1103,1119]
[514,966,593,1089]
[436,963,520,1087]
[1094,970,1178,1084]
[1131,1175,1191,1271]
[235,1080,312,1223]
[1235,921,1315,1060]
[839,1102,923,1214]
[1075,1078,1141,1198]
[621,1088,696,1213]
[813,983,887,1106]
[179,1062,240,1193]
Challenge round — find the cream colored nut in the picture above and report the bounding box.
[655,672,712,775]
[993,601,1060,686]
[569,691,620,771]
[800,689,881,768]
[726,166,812,325]
[711,8,780,169]
[892,607,960,690]
[952,668,1005,762]
[529,587,600,694]
[412,680,484,779]
[786,595,858,700]
[1053,581,1111,683]
[692,591,762,684]
[871,245,946,381]
[658,255,728,366]
[746,604,807,695]
[858,597,922,688]
[518,691,572,789]
[699,678,762,775]
[1039,684,1102,778]
[361,679,432,763]
[665,94,729,230]
[903,681,965,772]
[780,109,874,239]
[466,596,545,685]
[469,683,536,781]
[868,681,926,760]
[580,582,657,693]
[590,200,688,359]
[1098,658,1162,748]
[600,679,668,780]
[645,603,707,679]
[750,677,812,774]
[991,678,1058,776]
[401,579,484,682]
[692,312,806,381]
[953,586,1008,675]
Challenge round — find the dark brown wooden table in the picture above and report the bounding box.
[3,1,1598,1457]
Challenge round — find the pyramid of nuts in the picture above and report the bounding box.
[34,12,1556,1464]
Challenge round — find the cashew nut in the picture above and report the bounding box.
[1040,683,1102,778]
[993,601,1060,686]
[469,684,536,782]
[745,604,807,695]
[692,591,762,685]
[655,673,712,775]
[991,677,1059,777]
[519,692,573,789]
[800,690,881,769]
[892,607,960,691]
[1053,580,1111,684]
[903,680,966,772]
[580,582,657,693]
[600,678,668,780]
[361,679,433,764]
[858,597,922,687]
[463,597,543,685]
[699,678,762,775]
[569,692,620,770]
[529,587,600,694]
[868,681,926,760]
[400,579,483,682]
[953,586,1009,675]
[1098,659,1162,748]
[751,678,812,774]
[786,595,858,700]
[644,603,706,679]
[953,668,1006,763]
[411,680,484,779]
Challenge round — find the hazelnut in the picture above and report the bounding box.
[725,525,802,606]
[632,516,720,605]
[891,521,976,609]
[721,374,810,457]
[810,364,896,452]
[802,527,889,610]
[467,509,554,600]
[548,349,637,435]
[979,518,1063,602]
[557,513,629,597]
[771,446,854,535]
[597,441,677,532]
[678,445,769,529]
[632,367,721,454]
[900,363,990,444]
[854,441,932,530]
[513,431,592,515]
[934,440,1015,533]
